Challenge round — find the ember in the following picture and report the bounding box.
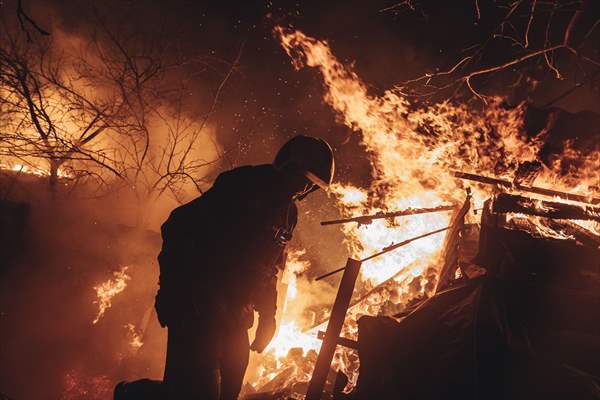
[61,370,112,400]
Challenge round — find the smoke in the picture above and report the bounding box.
[1,2,598,399]
[0,4,225,399]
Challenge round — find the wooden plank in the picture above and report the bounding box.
[306,258,362,400]
[493,193,600,222]
[452,170,600,205]
[435,194,471,293]
[320,205,455,226]
[545,219,600,248]
[317,330,359,350]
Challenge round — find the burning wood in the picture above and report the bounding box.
[493,193,600,222]
[512,161,543,186]
[452,170,600,205]
[306,258,361,400]
[435,193,472,293]
[316,331,358,350]
[320,204,455,226]
[544,220,600,248]
[315,225,452,281]
[306,199,472,399]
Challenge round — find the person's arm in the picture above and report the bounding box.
[250,264,278,353]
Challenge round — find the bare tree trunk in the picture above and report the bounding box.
[49,159,59,200]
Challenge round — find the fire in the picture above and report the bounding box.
[281,249,310,304]
[245,25,600,394]
[248,249,322,391]
[275,25,599,281]
[92,266,130,324]
[125,323,144,351]
[251,320,322,392]
[266,321,321,360]
[0,162,73,178]
[276,25,462,295]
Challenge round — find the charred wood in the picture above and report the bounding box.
[544,219,600,249]
[452,170,600,205]
[493,193,600,222]
[320,204,455,226]
[333,371,350,400]
[317,330,358,350]
[513,161,543,186]
[306,259,362,400]
[435,192,472,293]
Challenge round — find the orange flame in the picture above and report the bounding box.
[0,162,73,179]
[92,266,130,324]
[125,323,144,351]
[252,25,600,392]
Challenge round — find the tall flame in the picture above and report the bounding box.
[250,249,322,390]
[281,249,311,304]
[275,26,599,286]
[246,26,600,393]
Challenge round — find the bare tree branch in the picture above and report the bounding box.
[16,0,49,42]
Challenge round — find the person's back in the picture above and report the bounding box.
[156,164,297,332]
[157,163,302,399]
[114,135,335,400]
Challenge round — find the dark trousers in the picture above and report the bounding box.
[163,316,249,400]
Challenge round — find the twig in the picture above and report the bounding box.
[16,0,50,42]
[524,0,537,48]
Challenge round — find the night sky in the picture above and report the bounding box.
[29,0,600,175]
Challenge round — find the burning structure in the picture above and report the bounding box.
[245,184,600,399]
[1,1,599,400]
[231,25,599,400]
[237,21,600,398]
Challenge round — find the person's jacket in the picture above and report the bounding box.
[155,164,298,329]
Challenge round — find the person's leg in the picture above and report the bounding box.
[113,379,164,400]
[219,327,250,400]
[163,318,220,400]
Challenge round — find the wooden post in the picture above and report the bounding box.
[435,194,471,293]
[306,258,362,400]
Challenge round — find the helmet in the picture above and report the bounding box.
[274,135,335,190]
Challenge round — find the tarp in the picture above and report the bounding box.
[355,277,600,399]
[356,280,482,399]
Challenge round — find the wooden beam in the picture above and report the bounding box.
[435,193,472,293]
[306,258,362,400]
[451,170,600,205]
[545,219,600,248]
[317,330,359,350]
[493,193,600,222]
[320,204,455,226]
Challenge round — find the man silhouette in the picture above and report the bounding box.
[154,135,335,399]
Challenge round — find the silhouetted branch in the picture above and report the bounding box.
[16,0,49,41]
